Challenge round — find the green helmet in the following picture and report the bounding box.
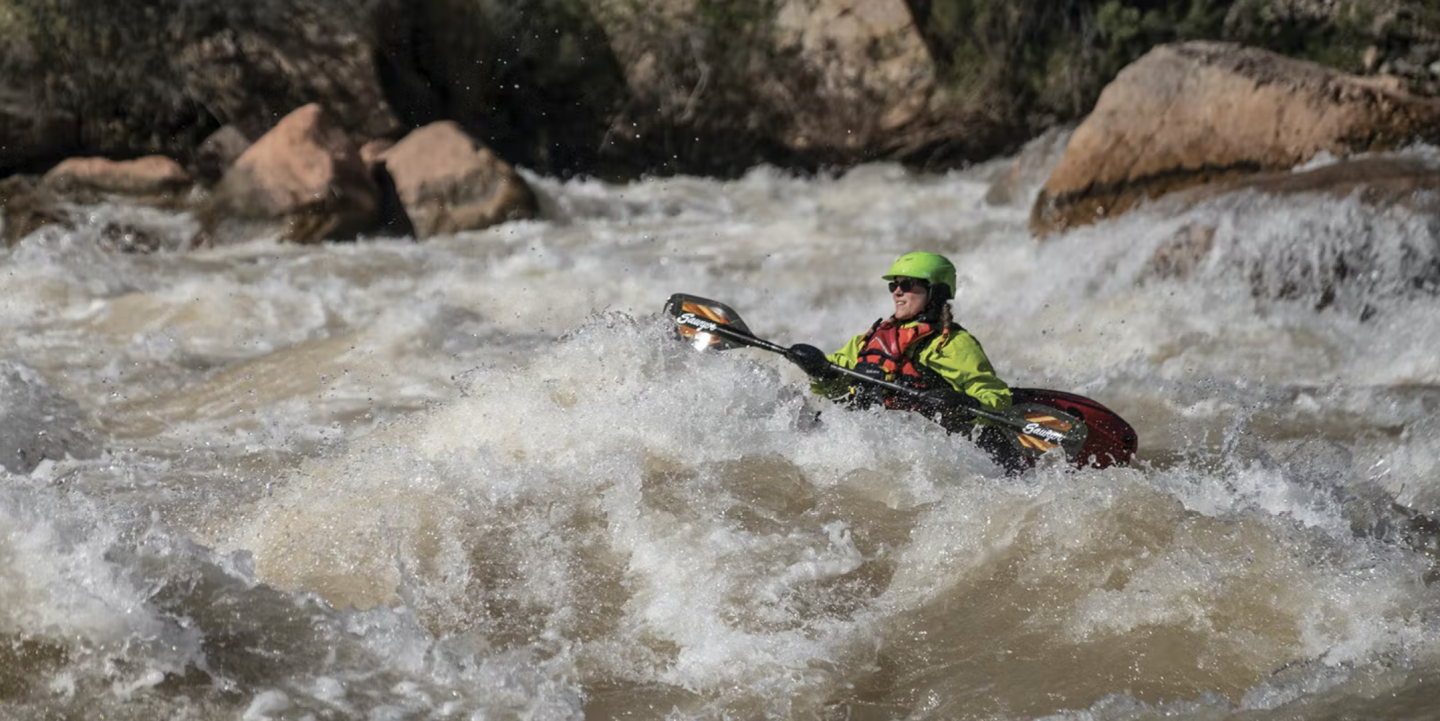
[882,252,956,295]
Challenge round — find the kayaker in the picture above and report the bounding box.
[787,252,1022,469]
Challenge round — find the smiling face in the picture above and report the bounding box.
[890,277,930,321]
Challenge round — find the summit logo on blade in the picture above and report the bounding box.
[1021,422,1068,443]
[677,312,719,333]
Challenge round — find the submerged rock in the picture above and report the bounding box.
[376,122,536,239]
[1146,223,1218,282]
[984,127,1075,208]
[1277,438,1440,559]
[2,173,198,252]
[0,176,64,247]
[193,104,378,246]
[1138,156,1440,313]
[0,360,99,475]
[1032,41,1440,235]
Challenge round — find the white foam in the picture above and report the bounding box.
[6,145,1440,716]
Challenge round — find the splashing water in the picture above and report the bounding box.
[2,148,1439,719]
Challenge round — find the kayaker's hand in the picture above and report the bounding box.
[848,365,887,409]
[787,344,834,378]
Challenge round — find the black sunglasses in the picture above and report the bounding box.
[887,279,929,293]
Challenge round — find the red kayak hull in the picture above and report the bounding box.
[1012,388,1139,469]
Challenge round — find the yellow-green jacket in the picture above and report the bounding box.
[810,320,1012,412]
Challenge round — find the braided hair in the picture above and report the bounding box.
[920,283,956,349]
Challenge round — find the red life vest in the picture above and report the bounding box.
[853,318,952,389]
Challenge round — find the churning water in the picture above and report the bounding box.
[2,145,1440,720]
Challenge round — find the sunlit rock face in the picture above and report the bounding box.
[193,103,378,247]
[587,0,946,173]
[375,122,537,239]
[1032,41,1440,235]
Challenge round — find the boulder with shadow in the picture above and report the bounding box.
[376,121,536,239]
[192,103,378,246]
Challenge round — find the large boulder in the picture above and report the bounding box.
[376,122,537,239]
[0,0,397,176]
[1032,41,1440,235]
[590,0,939,172]
[194,104,377,246]
[777,0,938,146]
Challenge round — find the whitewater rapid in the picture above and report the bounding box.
[2,144,1439,719]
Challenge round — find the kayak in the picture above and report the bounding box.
[665,292,1139,471]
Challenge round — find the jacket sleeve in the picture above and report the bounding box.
[918,331,1012,411]
[808,332,866,398]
